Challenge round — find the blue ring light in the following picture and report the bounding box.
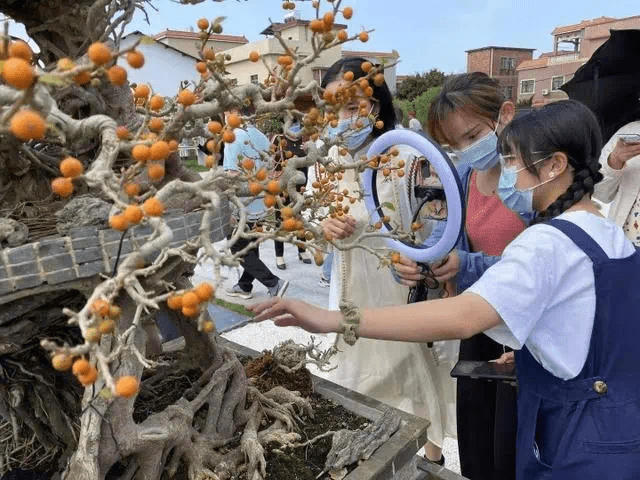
[363,130,464,264]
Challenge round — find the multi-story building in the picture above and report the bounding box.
[516,15,640,106]
[152,29,249,59]
[465,46,535,102]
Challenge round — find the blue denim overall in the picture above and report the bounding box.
[514,219,640,480]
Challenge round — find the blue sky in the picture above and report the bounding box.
[6,1,640,75]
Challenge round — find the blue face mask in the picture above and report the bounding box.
[498,155,554,213]
[455,130,499,171]
[326,117,373,151]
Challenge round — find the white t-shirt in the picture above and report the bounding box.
[409,117,423,132]
[468,211,635,380]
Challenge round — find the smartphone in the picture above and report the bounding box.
[617,134,640,143]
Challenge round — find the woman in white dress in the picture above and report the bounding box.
[313,57,457,465]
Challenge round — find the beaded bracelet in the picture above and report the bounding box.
[339,300,361,345]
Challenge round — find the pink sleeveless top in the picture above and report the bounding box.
[466,171,525,255]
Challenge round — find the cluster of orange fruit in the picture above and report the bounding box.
[51,157,84,198]
[166,282,216,332]
[108,197,164,231]
[52,352,139,397]
[368,148,406,179]
[200,113,242,168]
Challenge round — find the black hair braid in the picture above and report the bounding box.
[533,165,602,224]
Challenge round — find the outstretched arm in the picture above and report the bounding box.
[248,292,501,343]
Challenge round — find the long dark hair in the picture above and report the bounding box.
[428,72,504,145]
[321,57,395,137]
[499,99,603,222]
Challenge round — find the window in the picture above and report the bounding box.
[551,75,565,91]
[500,57,516,73]
[250,74,259,85]
[503,86,514,99]
[520,79,535,94]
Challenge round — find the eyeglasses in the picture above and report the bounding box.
[499,152,551,170]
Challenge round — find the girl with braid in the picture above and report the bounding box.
[251,99,640,480]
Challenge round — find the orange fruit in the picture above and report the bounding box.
[194,282,215,302]
[108,305,121,319]
[310,19,325,33]
[168,139,179,151]
[2,57,34,89]
[148,117,164,132]
[148,95,164,111]
[266,180,281,195]
[375,120,384,130]
[373,73,385,87]
[222,130,235,143]
[132,144,151,163]
[241,158,255,170]
[202,320,215,333]
[196,61,207,73]
[208,121,222,134]
[51,177,74,197]
[343,71,354,82]
[134,84,150,99]
[205,155,214,168]
[99,319,116,335]
[116,126,130,139]
[123,205,143,224]
[78,367,98,386]
[255,168,268,181]
[281,206,294,218]
[277,55,292,66]
[282,217,297,231]
[206,139,217,152]
[150,141,170,160]
[8,41,33,62]
[87,42,112,66]
[115,376,139,398]
[126,50,145,69]
[314,252,325,266]
[147,162,165,181]
[203,48,216,61]
[74,71,92,85]
[107,65,127,86]
[249,51,260,62]
[248,182,262,195]
[323,12,335,27]
[226,113,242,129]
[337,29,348,42]
[10,109,46,140]
[342,6,353,19]
[264,194,276,207]
[84,327,101,343]
[167,294,183,310]
[124,182,139,197]
[181,305,199,317]
[72,358,91,376]
[177,89,196,106]
[59,156,84,178]
[109,214,129,231]
[143,197,164,216]
[361,61,372,73]
[359,31,369,42]
[364,86,374,97]
[197,18,210,30]
[57,58,75,71]
[182,292,200,309]
[51,353,73,371]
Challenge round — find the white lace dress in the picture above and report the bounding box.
[313,144,458,448]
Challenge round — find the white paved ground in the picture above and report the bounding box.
[192,240,461,474]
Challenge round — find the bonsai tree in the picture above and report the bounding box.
[0,1,409,478]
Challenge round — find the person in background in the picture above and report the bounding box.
[394,105,405,129]
[408,110,423,132]
[251,99,640,480]
[272,123,313,269]
[410,72,527,480]
[593,121,640,246]
[223,110,289,299]
[314,57,457,467]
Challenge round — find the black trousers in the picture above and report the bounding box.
[230,232,279,292]
[456,333,517,480]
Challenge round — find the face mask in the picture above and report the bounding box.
[497,155,554,213]
[326,116,373,151]
[454,113,502,171]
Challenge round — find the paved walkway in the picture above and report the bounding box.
[192,240,461,474]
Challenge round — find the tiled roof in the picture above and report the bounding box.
[260,19,347,35]
[341,50,398,59]
[153,29,249,44]
[552,17,616,35]
[516,58,549,70]
[465,46,535,54]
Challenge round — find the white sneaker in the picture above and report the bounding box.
[318,276,330,287]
